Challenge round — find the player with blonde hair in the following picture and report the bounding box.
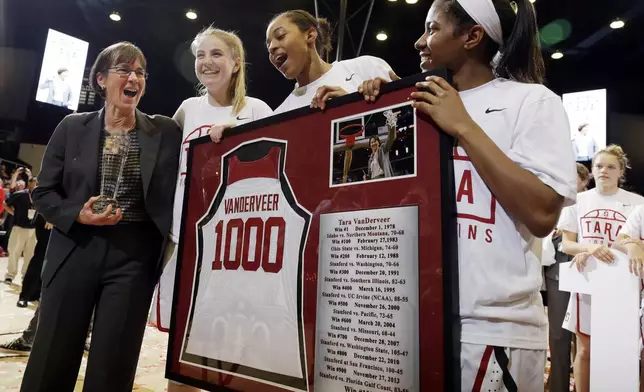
[152,25,273,392]
[560,145,644,392]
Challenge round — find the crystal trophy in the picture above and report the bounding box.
[92,131,131,214]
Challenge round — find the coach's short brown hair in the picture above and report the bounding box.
[89,41,147,98]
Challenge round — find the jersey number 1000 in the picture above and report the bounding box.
[212,217,286,273]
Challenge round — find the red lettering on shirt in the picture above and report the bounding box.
[453,147,497,225]
[224,194,280,214]
[457,170,474,204]
[580,209,627,244]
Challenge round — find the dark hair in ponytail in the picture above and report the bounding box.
[273,10,334,62]
[439,0,545,84]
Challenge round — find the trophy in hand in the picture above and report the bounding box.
[92,131,131,214]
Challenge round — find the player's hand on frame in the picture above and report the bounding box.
[208,124,235,144]
[311,86,348,110]
[411,75,476,139]
[76,196,122,226]
[588,244,615,263]
[627,245,644,277]
[358,70,400,102]
[44,222,53,230]
[571,252,591,272]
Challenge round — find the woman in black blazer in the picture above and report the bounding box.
[21,41,181,392]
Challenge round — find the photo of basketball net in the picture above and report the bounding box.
[330,103,417,186]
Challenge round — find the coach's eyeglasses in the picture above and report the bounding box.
[107,67,148,80]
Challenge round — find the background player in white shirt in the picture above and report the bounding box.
[360,0,577,390]
[150,26,272,392]
[543,163,590,392]
[559,145,644,392]
[265,9,394,113]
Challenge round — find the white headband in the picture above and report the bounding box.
[456,0,504,45]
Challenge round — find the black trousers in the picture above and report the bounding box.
[23,305,94,346]
[546,276,572,392]
[20,222,162,392]
[1,213,14,251]
[19,225,51,302]
[23,305,40,345]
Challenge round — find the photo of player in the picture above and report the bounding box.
[572,123,599,163]
[38,67,73,107]
[35,29,88,111]
[330,102,416,186]
[562,88,607,163]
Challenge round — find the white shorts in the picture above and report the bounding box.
[461,343,545,392]
[149,241,178,332]
[562,293,591,336]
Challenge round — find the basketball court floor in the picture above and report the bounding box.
[0,256,170,391]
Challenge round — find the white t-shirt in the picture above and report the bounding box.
[622,205,644,240]
[274,55,392,114]
[369,154,384,178]
[170,95,273,242]
[572,132,598,160]
[456,78,577,350]
[559,189,644,245]
[53,78,67,102]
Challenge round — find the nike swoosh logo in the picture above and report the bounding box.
[345,73,355,82]
[236,116,249,121]
[485,108,506,114]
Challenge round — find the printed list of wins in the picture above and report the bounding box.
[315,206,419,392]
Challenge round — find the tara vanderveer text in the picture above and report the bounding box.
[315,206,420,392]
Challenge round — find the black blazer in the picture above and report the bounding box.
[33,109,181,287]
[545,234,571,281]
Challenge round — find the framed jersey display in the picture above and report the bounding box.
[167,71,460,392]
